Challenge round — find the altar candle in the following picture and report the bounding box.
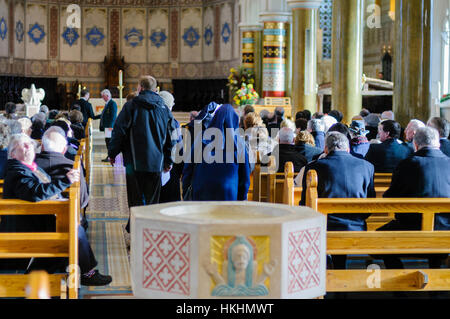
[119,70,123,86]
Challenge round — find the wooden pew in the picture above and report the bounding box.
[84,119,93,187]
[26,271,51,299]
[252,152,276,202]
[0,160,81,299]
[305,169,450,292]
[367,173,394,230]
[266,162,296,205]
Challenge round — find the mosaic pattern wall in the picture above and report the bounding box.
[0,0,240,89]
[319,0,332,60]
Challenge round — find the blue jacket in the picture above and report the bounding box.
[108,90,176,173]
[300,151,376,231]
[383,148,450,230]
[295,142,323,163]
[365,138,413,173]
[100,99,117,131]
[182,104,251,201]
[312,131,325,151]
[440,138,450,157]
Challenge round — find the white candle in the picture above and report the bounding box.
[119,70,123,86]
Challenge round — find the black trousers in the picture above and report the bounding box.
[125,170,162,233]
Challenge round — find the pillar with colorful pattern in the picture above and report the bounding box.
[262,21,287,98]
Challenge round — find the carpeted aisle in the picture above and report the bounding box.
[79,132,133,299]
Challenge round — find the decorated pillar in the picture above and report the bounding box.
[240,28,263,95]
[394,0,432,127]
[260,13,290,98]
[331,0,364,124]
[287,0,322,115]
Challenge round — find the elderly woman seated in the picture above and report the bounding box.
[0,133,112,286]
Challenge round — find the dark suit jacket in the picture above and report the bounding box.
[383,148,450,230]
[100,99,117,132]
[35,151,89,209]
[73,98,99,127]
[1,159,71,232]
[300,151,376,231]
[273,144,308,173]
[440,139,450,157]
[365,138,413,173]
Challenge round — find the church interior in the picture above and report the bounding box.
[1,0,450,301]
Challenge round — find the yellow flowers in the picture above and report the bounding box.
[226,66,257,106]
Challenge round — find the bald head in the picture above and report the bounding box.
[42,129,68,154]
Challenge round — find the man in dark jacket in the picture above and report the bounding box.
[427,117,450,157]
[1,133,111,285]
[108,76,176,233]
[378,127,450,269]
[300,132,376,269]
[72,89,100,127]
[365,120,413,172]
[100,89,118,162]
[273,127,307,173]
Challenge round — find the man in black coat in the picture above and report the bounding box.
[378,127,450,269]
[108,76,176,233]
[365,120,413,173]
[300,132,376,269]
[1,133,111,286]
[273,127,307,173]
[72,89,100,127]
[427,117,450,157]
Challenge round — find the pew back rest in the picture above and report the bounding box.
[0,159,81,299]
[305,169,450,255]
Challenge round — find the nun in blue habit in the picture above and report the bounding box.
[182,104,251,201]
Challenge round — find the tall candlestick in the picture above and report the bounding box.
[77,84,81,100]
[119,70,123,86]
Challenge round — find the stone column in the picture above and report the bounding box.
[394,0,432,127]
[260,12,291,98]
[287,0,322,115]
[331,0,364,124]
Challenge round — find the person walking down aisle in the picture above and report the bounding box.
[100,89,117,162]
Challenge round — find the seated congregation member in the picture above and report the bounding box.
[243,112,273,171]
[108,76,176,233]
[159,91,183,203]
[1,133,111,285]
[307,118,326,151]
[182,104,250,201]
[5,102,18,120]
[50,120,79,161]
[68,109,86,140]
[321,114,338,132]
[272,127,307,174]
[328,110,344,123]
[294,130,323,163]
[239,104,255,129]
[35,127,89,228]
[349,120,371,159]
[17,117,32,136]
[403,119,426,152]
[363,113,381,142]
[300,132,375,269]
[378,127,450,269]
[328,123,352,143]
[365,120,413,173]
[427,117,450,157]
[0,122,10,178]
[30,112,47,140]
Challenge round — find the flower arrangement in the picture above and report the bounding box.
[227,67,256,97]
[441,94,450,103]
[233,83,259,107]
